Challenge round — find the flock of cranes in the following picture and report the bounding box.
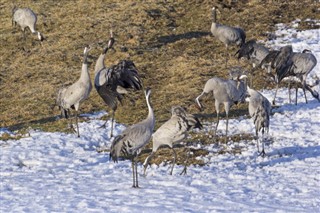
[11,5,319,187]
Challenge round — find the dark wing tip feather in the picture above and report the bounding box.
[109,135,125,163]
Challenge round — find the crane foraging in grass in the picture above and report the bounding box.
[94,32,143,138]
[110,88,155,188]
[210,6,246,66]
[195,71,247,142]
[246,86,271,157]
[12,7,44,42]
[235,39,270,86]
[56,46,92,137]
[143,106,202,176]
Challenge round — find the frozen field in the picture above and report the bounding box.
[1,20,320,212]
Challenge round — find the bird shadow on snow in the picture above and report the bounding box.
[258,145,320,167]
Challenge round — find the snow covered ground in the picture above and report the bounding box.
[1,20,320,212]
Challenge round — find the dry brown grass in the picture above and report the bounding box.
[1,0,319,163]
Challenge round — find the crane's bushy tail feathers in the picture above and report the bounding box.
[108,60,143,91]
[110,134,126,163]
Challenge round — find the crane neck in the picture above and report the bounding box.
[80,54,91,82]
[94,50,108,75]
[211,9,217,23]
[146,93,155,129]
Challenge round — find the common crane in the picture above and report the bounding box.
[260,46,319,105]
[94,33,143,138]
[143,106,202,176]
[12,7,44,42]
[56,46,92,137]
[110,87,155,188]
[247,86,271,157]
[286,49,318,104]
[210,7,246,66]
[235,39,269,86]
[195,72,247,142]
[259,45,294,105]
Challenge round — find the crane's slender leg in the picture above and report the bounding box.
[302,82,308,104]
[75,111,80,137]
[214,101,220,137]
[169,147,177,175]
[110,110,115,138]
[225,112,229,143]
[180,147,190,175]
[135,158,139,188]
[272,84,279,105]
[224,102,230,143]
[255,129,260,153]
[98,110,115,138]
[143,151,155,176]
[214,113,220,136]
[131,158,136,188]
[288,81,292,104]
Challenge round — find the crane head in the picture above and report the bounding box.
[37,32,44,41]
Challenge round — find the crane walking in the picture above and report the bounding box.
[195,72,247,142]
[56,46,92,137]
[110,88,155,188]
[143,106,202,176]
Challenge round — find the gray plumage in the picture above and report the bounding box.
[211,7,246,48]
[260,46,319,104]
[94,33,143,137]
[12,7,43,41]
[236,39,269,68]
[259,45,294,105]
[143,106,202,176]
[247,87,271,157]
[56,47,92,137]
[195,72,247,141]
[287,49,319,104]
[110,88,155,188]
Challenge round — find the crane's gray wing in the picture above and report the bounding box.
[97,60,143,110]
[236,39,256,60]
[259,50,279,68]
[111,60,143,90]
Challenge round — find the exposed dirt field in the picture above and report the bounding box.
[1,0,319,165]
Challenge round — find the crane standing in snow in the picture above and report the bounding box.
[94,33,143,138]
[56,46,92,137]
[195,71,247,142]
[286,49,318,105]
[247,87,271,157]
[110,88,155,188]
[210,6,246,66]
[12,7,44,42]
[259,45,294,105]
[260,46,319,105]
[143,106,202,176]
